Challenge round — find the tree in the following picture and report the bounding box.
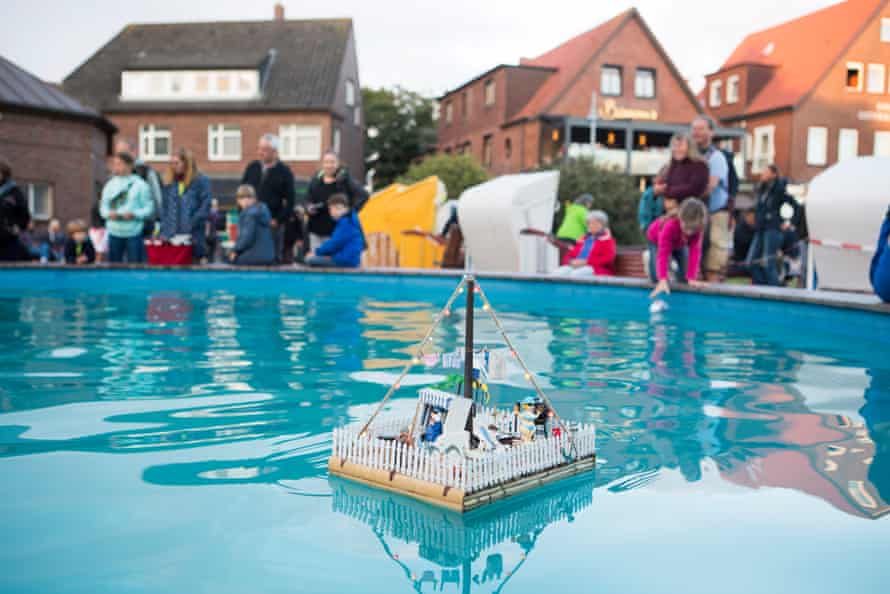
[398,154,489,199]
[363,86,437,189]
[546,158,643,245]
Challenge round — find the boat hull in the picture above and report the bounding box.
[327,453,596,513]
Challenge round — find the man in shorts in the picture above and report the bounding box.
[691,115,730,281]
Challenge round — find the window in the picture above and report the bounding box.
[709,80,723,107]
[121,70,260,101]
[445,102,453,124]
[279,125,322,161]
[601,66,622,96]
[25,182,52,221]
[634,68,655,99]
[207,124,242,161]
[838,129,859,161]
[806,127,828,166]
[333,128,341,155]
[484,79,496,106]
[139,124,171,161]
[504,137,512,159]
[874,131,890,156]
[727,75,740,104]
[482,135,493,168]
[867,64,886,94]
[846,62,864,91]
[744,134,753,162]
[751,125,775,173]
[345,80,356,107]
[882,18,890,42]
[353,107,361,127]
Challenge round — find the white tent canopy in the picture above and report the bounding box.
[807,157,887,292]
[458,171,560,274]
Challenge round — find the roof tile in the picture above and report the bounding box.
[62,19,352,112]
[715,0,886,114]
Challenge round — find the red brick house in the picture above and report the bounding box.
[437,9,726,179]
[704,0,890,183]
[0,55,115,226]
[62,5,364,198]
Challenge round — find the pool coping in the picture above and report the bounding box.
[2,262,888,315]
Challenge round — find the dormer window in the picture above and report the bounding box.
[881,18,890,42]
[121,70,260,101]
[709,80,722,107]
[484,79,496,106]
[726,75,740,104]
[345,80,356,107]
[846,63,864,92]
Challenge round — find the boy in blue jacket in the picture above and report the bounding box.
[305,194,365,268]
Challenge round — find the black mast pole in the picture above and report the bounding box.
[463,277,474,400]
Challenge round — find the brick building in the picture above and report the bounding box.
[437,9,726,178]
[63,5,363,198]
[705,0,890,183]
[0,55,115,226]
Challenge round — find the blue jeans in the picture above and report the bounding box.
[305,255,336,267]
[648,243,688,283]
[747,229,783,286]
[108,235,146,263]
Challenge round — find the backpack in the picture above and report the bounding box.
[133,163,158,236]
[133,162,155,184]
[637,187,664,232]
[721,149,739,199]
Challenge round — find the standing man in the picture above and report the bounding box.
[0,156,31,261]
[691,116,730,281]
[305,150,368,251]
[115,138,163,236]
[241,134,295,263]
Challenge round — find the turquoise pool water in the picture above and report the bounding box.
[0,270,888,594]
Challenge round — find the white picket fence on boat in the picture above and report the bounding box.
[331,408,596,494]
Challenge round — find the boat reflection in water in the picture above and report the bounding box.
[329,472,597,594]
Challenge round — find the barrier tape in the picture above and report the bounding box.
[810,239,876,253]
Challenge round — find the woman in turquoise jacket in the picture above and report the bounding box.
[100,152,154,263]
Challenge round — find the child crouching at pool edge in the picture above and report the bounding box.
[64,219,95,265]
[304,193,365,268]
[648,198,709,299]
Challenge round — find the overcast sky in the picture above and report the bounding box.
[3,0,836,96]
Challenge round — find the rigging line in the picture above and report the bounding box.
[359,277,468,437]
[474,282,579,459]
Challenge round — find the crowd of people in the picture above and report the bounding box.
[552,114,824,296]
[0,133,369,270]
[1,115,889,302]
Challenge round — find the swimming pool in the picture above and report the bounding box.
[1,270,888,594]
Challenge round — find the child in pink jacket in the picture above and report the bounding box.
[647,198,708,298]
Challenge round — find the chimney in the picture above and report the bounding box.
[274,3,285,21]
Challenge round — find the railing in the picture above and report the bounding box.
[332,394,596,494]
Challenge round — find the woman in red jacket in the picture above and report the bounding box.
[554,210,617,277]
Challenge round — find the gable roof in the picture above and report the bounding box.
[62,18,353,113]
[510,9,701,122]
[511,10,630,120]
[711,0,888,115]
[0,54,113,130]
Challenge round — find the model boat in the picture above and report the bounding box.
[328,275,596,512]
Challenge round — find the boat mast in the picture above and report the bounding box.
[463,275,475,400]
